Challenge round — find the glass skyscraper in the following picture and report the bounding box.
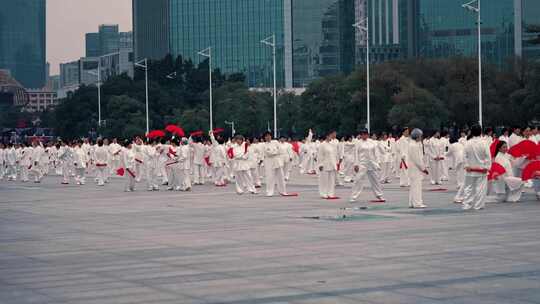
[416,0,516,66]
[0,0,46,88]
[291,0,355,87]
[169,0,287,88]
[521,0,540,59]
[133,0,170,61]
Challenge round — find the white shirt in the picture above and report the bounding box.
[464,137,492,176]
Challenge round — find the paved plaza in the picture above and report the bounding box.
[1,173,540,304]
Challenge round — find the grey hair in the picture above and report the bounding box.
[410,128,423,140]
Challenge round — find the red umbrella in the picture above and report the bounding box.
[165,125,185,137]
[190,130,204,137]
[213,128,225,134]
[146,130,165,139]
[488,162,506,181]
[508,140,538,159]
[489,139,499,158]
[522,161,540,180]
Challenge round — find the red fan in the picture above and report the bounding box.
[227,147,234,159]
[116,167,125,176]
[522,161,540,181]
[489,139,499,158]
[488,162,506,181]
[147,130,165,139]
[204,156,211,166]
[212,128,224,134]
[190,130,204,137]
[291,141,300,154]
[165,125,185,137]
[508,140,538,159]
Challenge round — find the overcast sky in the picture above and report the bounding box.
[46,0,132,75]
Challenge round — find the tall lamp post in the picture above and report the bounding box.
[462,0,482,127]
[261,34,277,138]
[353,18,371,133]
[198,47,213,130]
[135,58,149,134]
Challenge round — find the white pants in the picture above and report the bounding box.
[534,179,540,197]
[6,164,16,180]
[75,168,86,184]
[235,170,256,194]
[183,169,192,190]
[135,162,143,182]
[283,161,292,180]
[265,167,286,196]
[251,166,262,186]
[399,165,410,186]
[20,165,29,181]
[380,162,392,183]
[430,160,443,184]
[29,164,42,182]
[351,169,383,200]
[95,166,107,186]
[145,165,158,190]
[462,175,488,210]
[125,169,136,191]
[193,164,206,184]
[318,170,336,198]
[213,166,226,185]
[409,174,424,207]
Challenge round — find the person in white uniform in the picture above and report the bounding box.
[492,141,524,203]
[350,129,385,202]
[408,129,429,208]
[93,139,109,186]
[462,125,492,210]
[262,131,288,197]
[317,131,339,199]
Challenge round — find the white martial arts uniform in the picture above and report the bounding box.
[317,140,338,198]
[397,136,410,187]
[231,142,257,194]
[492,153,523,203]
[408,140,427,208]
[350,139,384,202]
[94,145,109,186]
[462,137,492,210]
[263,140,287,196]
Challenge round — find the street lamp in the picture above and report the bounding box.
[198,47,213,130]
[134,58,149,135]
[225,120,235,137]
[261,34,277,138]
[462,0,482,127]
[353,17,371,133]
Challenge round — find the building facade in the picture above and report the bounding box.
[85,33,101,57]
[0,0,46,88]
[133,0,170,61]
[60,61,80,88]
[25,89,58,112]
[169,0,288,88]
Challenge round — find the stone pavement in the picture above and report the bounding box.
[1,172,540,304]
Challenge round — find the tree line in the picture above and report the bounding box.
[5,54,540,140]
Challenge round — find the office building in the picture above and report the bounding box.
[85,33,101,57]
[0,0,46,88]
[25,89,58,112]
[59,61,80,88]
[169,0,288,88]
[133,0,170,61]
[86,25,132,57]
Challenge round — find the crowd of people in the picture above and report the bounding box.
[1,125,539,210]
